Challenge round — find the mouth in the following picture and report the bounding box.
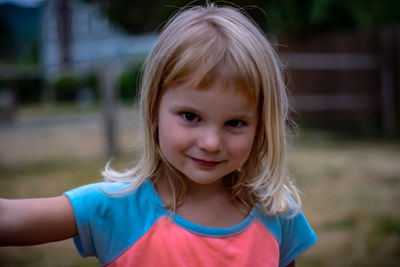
[189,157,223,168]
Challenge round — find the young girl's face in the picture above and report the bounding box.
[157,83,258,186]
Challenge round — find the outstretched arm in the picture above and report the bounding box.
[0,196,77,246]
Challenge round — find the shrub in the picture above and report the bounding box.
[53,75,80,102]
[119,63,142,104]
[0,78,43,104]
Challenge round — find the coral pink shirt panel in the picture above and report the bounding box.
[106,216,279,267]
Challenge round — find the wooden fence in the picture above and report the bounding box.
[278,28,399,136]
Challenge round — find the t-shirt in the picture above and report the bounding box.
[65,180,317,267]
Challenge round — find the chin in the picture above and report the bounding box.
[183,173,226,186]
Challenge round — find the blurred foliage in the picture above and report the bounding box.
[374,216,400,236]
[52,74,100,103]
[0,19,14,63]
[16,77,43,103]
[263,0,400,35]
[84,0,269,33]
[118,63,142,104]
[0,78,43,104]
[53,76,80,102]
[81,73,100,99]
[0,74,99,105]
[86,0,400,36]
[0,3,41,64]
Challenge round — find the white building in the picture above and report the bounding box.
[41,0,158,77]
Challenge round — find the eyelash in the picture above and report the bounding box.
[180,112,246,128]
[225,120,246,128]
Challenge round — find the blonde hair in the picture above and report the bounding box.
[103,3,301,215]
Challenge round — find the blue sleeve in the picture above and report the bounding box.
[278,211,317,267]
[64,181,166,265]
[64,182,127,259]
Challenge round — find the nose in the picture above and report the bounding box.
[197,127,223,152]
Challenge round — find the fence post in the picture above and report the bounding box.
[100,64,118,159]
[379,28,397,136]
[394,27,400,136]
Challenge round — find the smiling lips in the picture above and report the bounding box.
[189,157,223,167]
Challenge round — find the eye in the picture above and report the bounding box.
[181,112,200,122]
[225,119,246,128]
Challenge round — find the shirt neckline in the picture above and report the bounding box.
[145,179,257,237]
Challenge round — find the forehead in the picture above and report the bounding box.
[162,60,259,106]
[160,73,258,112]
[198,79,257,105]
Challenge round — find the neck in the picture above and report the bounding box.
[185,177,227,200]
[154,166,229,205]
[154,168,251,227]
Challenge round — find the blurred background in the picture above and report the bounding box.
[0,0,399,266]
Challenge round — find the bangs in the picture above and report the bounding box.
[161,22,260,103]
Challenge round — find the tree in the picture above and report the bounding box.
[87,0,400,36]
[261,0,400,36]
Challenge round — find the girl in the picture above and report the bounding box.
[0,4,317,267]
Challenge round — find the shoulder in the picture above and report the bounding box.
[65,181,131,198]
[64,180,160,221]
[65,180,154,204]
[64,179,167,263]
[254,206,316,243]
[253,207,317,267]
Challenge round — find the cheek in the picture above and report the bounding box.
[158,119,191,155]
[230,134,256,162]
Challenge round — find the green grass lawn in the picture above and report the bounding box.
[292,131,400,267]
[1,122,399,266]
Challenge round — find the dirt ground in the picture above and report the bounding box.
[0,107,399,267]
[0,107,142,166]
